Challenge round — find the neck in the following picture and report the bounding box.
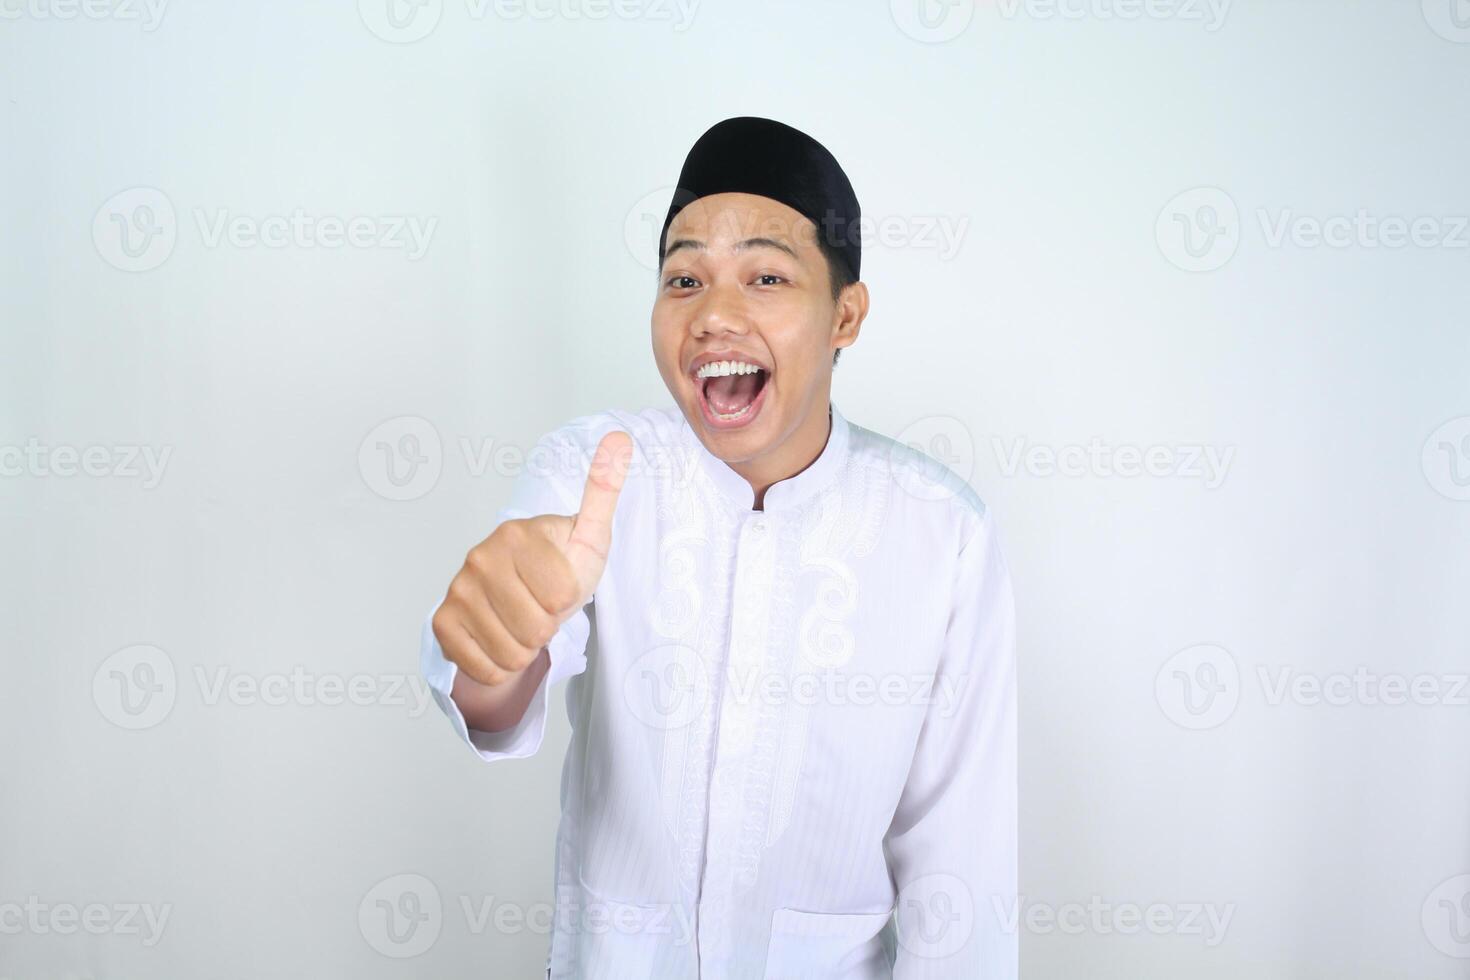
[730,401,833,511]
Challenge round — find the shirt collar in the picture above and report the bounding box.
[679,401,851,514]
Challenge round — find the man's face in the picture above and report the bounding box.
[651,192,850,470]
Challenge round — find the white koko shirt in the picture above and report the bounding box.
[419,402,1017,980]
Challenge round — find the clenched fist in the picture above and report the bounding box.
[433,432,633,708]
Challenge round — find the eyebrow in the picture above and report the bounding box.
[662,236,799,263]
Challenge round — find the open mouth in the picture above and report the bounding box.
[693,358,770,429]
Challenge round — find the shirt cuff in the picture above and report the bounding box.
[419,602,591,762]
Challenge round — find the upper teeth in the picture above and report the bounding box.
[696,360,763,379]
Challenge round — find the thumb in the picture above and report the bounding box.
[564,430,634,594]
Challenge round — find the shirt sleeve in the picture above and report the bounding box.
[418,424,599,763]
[884,507,1018,979]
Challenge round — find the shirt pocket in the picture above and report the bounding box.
[564,879,671,980]
[764,907,894,980]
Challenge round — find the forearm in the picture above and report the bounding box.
[450,646,551,733]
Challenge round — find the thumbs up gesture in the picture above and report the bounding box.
[433,431,633,688]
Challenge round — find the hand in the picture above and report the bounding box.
[432,431,633,686]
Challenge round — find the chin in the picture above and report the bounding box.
[682,395,774,463]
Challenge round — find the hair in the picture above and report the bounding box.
[817,236,858,366]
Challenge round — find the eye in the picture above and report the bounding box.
[665,275,700,289]
[754,274,786,286]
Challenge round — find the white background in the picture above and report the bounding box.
[3,0,1469,977]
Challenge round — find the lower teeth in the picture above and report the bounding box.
[714,402,753,421]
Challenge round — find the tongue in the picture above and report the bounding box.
[706,372,763,415]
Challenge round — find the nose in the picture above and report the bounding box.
[689,280,751,341]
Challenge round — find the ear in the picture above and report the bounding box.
[830,281,869,355]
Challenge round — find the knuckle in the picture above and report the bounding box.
[464,545,491,575]
[506,612,541,650]
[529,617,557,651]
[550,572,581,611]
[468,660,504,686]
[496,519,528,547]
[487,645,526,677]
[446,577,474,605]
[528,514,568,539]
[507,645,538,673]
[431,608,453,641]
[442,643,469,672]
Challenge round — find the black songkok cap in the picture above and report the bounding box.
[658,116,862,282]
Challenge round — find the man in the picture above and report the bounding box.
[420,116,1017,979]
